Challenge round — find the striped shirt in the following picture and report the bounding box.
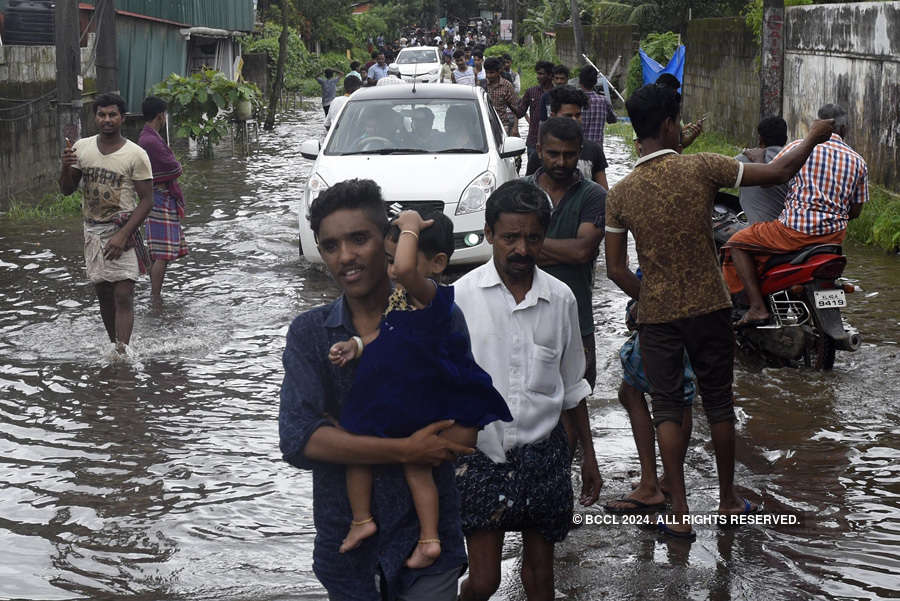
[452,68,476,86]
[581,90,615,145]
[776,134,868,235]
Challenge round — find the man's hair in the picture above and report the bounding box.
[818,103,848,131]
[579,66,598,89]
[655,73,681,90]
[141,96,167,121]
[387,210,454,259]
[344,74,361,93]
[309,179,389,240]
[549,85,588,113]
[350,61,360,70]
[473,49,483,59]
[539,115,584,147]
[626,83,682,141]
[502,53,512,61]
[324,68,335,78]
[93,92,126,115]
[535,60,554,74]
[757,116,788,147]
[453,49,464,59]
[485,180,551,231]
[484,57,503,72]
[371,51,379,59]
[552,64,570,78]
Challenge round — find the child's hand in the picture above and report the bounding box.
[329,340,358,366]
[393,210,434,233]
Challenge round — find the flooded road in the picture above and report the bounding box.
[1,105,898,600]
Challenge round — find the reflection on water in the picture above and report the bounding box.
[0,108,898,600]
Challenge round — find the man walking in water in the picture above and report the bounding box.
[59,93,154,354]
[139,96,188,305]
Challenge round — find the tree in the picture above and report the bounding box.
[265,0,291,130]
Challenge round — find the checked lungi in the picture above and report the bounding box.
[145,184,188,261]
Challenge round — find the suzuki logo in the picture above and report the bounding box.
[387,202,404,216]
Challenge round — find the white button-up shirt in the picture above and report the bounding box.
[454,260,591,463]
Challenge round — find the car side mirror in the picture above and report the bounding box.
[499,136,526,159]
[300,139,320,160]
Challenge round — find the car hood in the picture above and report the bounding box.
[398,64,440,75]
[316,154,491,202]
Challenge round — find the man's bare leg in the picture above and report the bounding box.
[730,247,770,322]
[521,529,555,601]
[94,282,117,343]
[459,530,504,601]
[112,280,135,350]
[656,420,691,535]
[150,259,167,301]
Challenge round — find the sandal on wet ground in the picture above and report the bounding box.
[657,520,697,541]
[604,497,667,514]
[718,498,761,528]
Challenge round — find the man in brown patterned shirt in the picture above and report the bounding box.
[604,82,834,539]
[483,57,520,136]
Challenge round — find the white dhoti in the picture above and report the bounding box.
[84,222,140,283]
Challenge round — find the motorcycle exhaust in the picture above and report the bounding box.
[832,331,861,352]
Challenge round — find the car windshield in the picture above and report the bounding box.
[397,49,438,64]
[325,99,488,155]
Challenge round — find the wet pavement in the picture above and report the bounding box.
[1,105,898,600]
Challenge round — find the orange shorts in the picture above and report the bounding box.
[721,220,845,293]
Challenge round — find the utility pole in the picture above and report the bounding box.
[96,0,119,94]
[264,0,290,130]
[759,0,785,118]
[571,0,585,66]
[55,0,82,147]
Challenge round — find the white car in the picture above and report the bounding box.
[298,84,526,266]
[393,46,442,83]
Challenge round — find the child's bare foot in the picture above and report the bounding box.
[405,539,441,568]
[339,517,377,553]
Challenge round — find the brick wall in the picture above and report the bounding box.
[0,41,96,200]
[682,17,760,146]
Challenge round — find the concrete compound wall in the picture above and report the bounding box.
[555,24,638,90]
[0,43,96,200]
[783,2,900,190]
[682,17,760,146]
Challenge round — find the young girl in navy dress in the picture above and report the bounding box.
[329,209,512,568]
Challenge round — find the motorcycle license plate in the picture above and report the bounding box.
[814,289,846,309]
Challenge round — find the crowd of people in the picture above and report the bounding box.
[58,44,868,601]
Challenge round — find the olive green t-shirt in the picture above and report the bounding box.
[73,135,152,222]
[605,149,743,324]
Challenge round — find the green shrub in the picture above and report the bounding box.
[149,69,263,152]
[847,185,900,252]
[5,191,82,221]
[485,41,558,91]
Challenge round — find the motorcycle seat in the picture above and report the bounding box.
[763,244,843,271]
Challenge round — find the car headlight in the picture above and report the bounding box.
[305,173,329,215]
[456,171,496,216]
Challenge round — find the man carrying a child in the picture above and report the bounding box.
[279,179,502,601]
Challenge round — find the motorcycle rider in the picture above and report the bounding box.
[735,116,790,223]
[723,104,869,327]
[604,83,836,538]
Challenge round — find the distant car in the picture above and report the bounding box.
[297,84,527,266]
[392,46,442,84]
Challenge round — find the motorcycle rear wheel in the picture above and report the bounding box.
[813,334,836,370]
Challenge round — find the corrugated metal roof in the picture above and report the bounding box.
[82,0,255,32]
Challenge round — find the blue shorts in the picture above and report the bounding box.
[619,331,697,403]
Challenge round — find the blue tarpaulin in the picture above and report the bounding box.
[639,45,686,90]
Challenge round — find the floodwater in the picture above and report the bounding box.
[1,105,898,601]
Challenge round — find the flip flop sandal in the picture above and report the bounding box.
[657,521,697,541]
[604,497,667,515]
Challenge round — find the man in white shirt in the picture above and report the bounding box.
[454,180,602,601]
[323,75,361,130]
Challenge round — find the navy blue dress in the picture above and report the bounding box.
[339,285,512,438]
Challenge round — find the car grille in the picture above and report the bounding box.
[384,200,444,218]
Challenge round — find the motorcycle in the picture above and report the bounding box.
[712,193,861,370]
